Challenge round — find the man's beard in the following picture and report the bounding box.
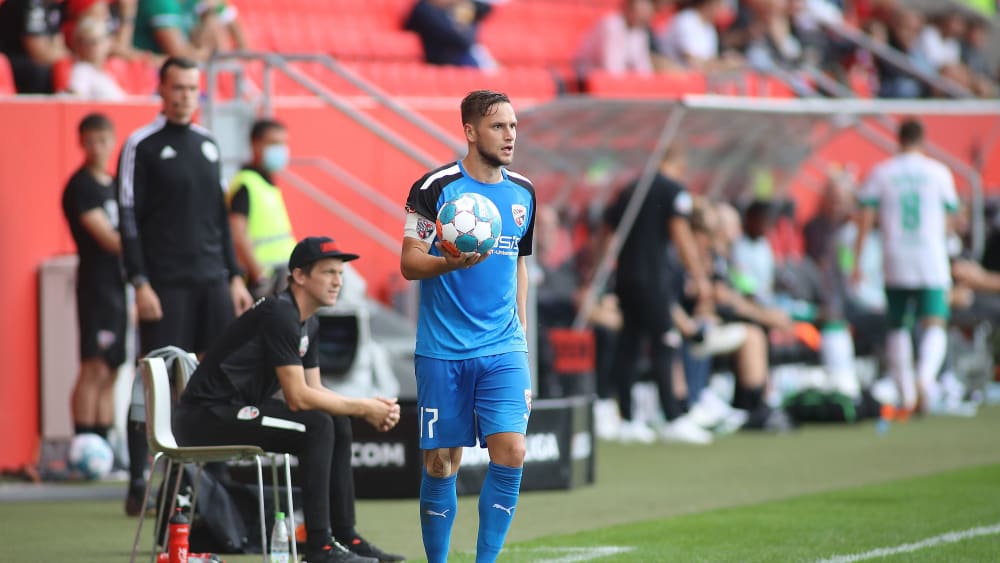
[477,145,509,168]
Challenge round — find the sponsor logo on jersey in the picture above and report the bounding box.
[201,141,219,162]
[524,389,532,412]
[351,442,406,467]
[298,335,309,357]
[511,204,527,227]
[492,234,521,256]
[160,145,177,160]
[237,406,260,420]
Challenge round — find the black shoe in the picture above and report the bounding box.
[124,485,156,517]
[305,541,378,563]
[343,535,405,562]
[743,406,797,433]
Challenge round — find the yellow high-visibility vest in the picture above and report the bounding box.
[227,169,296,273]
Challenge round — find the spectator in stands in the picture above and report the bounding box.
[61,0,140,60]
[744,0,806,71]
[876,5,932,98]
[214,1,249,52]
[117,56,253,515]
[405,0,496,68]
[658,0,743,70]
[913,8,995,97]
[132,0,225,61]
[960,13,997,83]
[61,17,128,100]
[61,113,127,443]
[227,118,297,299]
[0,0,68,93]
[574,0,657,77]
[600,145,714,445]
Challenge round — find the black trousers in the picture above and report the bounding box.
[140,278,235,356]
[613,283,681,422]
[173,399,355,540]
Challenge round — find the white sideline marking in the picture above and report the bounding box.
[817,522,1000,563]
[508,546,636,563]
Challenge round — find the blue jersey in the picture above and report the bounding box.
[405,161,535,360]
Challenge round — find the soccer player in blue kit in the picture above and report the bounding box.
[400,90,536,563]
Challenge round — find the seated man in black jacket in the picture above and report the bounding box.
[174,236,404,563]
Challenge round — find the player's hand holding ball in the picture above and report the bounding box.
[436,243,488,270]
[436,193,502,269]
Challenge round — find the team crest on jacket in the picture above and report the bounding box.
[237,406,260,420]
[201,141,219,162]
[511,204,527,227]
[299,335,309,357]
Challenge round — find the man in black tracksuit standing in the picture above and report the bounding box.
[117,56,253,515]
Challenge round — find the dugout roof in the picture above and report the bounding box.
[511,95,1000,327]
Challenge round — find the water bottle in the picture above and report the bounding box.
[167,508,190,563]
[270,511,290,563]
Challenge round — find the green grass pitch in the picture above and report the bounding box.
[4,406,999,562]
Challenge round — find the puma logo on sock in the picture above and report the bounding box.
[492,504,515,516]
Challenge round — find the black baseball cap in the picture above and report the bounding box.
[288,236,359,271]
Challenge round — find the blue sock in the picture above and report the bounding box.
[476,462,523,563]
[420,469,458,563]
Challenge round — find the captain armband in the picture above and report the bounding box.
[404,211,437,243]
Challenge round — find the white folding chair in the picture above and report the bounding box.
[171,354,299,563]
[129,357,297,563]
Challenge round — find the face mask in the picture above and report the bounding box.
[262,144,289,172]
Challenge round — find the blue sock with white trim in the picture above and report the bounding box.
[476,462,523,562]
[420,469,457,563]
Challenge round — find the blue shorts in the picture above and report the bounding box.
[415,352,531,450]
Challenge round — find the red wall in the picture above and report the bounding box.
[0,98,465,470]
[0,100,164,469]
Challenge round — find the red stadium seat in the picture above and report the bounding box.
[126,58,158,96]
[586,70,707,99]
[51,57,73,93]
[368,30,423,62]
[0,53,14,94]
[849,69,873,98]
[326,25,371,60]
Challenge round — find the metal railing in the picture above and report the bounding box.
[200,52,466,317]
[820,21,978,99]
[204,51,464,161]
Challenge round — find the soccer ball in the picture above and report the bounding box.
[436,193,502,256]
[67,433,114,480]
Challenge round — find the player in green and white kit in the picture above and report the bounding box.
[853,119,958,413]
